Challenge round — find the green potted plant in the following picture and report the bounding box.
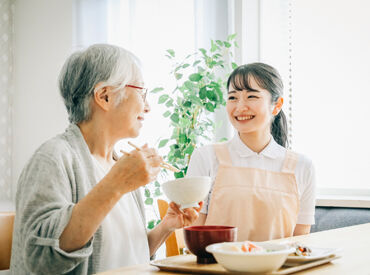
[145,34,238,229]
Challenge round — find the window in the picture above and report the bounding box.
[260,0,370,199]
[105,0,197,151]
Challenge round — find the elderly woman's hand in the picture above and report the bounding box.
[107,145,162,194]
[162,202,203,232]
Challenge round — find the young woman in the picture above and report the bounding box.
[187,63,316,241]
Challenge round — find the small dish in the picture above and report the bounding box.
[162,176,211,209]
[286,247,340,264]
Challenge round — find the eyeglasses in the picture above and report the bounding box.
[126,85,148,102]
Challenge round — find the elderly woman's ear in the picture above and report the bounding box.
[94,84,113,111]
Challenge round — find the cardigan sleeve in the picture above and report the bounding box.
[14,152,94,274]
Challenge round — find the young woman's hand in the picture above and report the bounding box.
[106,145,162,194]
[162,202,203,232]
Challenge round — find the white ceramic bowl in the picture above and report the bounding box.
[206,242,294,273]
[162,176,211,209]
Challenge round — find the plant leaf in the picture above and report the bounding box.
[144,188,150,198]
[199,48,207,55]
[150,87,164,93]
[198,66,205,73]
[189,95,202,105]
[179,133,187,144]
[147,219,155,229]
[205,102,215,112]
[159,139,169,148]
[189,73,203,82]
[174,171,184,178]
[179,117,191,128]
[154,187,161,196]
[199,86,207,99]
[216,40,223,46]
[182,63,190,68]
[163,111,171,117]
[158,94,169,104]
[174,149,182,158]
[183,101,192,107]
[184,144,194,155]
[175,73,183,80]
[232,62,238,70]
[184,80,195,90]
[166,49,175,57]
[227,33,237,41]
[165,99,174,107]
[223,41,231,48]
[210,41,218,52]
[145,198,153,205]
[193,60,201,66]
[170,113,179,123]
[170,144,179,150]
[206,90,217,101]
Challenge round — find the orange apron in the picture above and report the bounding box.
[205,143,300,241]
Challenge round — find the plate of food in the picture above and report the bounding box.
[285,243,340,264]
[206,241,295,273]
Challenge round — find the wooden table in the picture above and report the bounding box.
[99,223,370,275]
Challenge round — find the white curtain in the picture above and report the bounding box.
[259,0,292,146]
[0,0,14,202]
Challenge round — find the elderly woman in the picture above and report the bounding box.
[10,44,201,274]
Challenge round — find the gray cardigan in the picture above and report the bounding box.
[10,124,146,275]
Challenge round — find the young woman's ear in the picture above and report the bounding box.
[272,97,284,116]
[94,84,112,111]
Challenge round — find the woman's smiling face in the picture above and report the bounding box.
[226,75,274,135]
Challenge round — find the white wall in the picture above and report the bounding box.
[12,0,74,197]
[292,0,370,189]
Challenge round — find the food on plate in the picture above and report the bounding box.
[206,242,294,273]
[241,241,264,252]
[227,241,266,253]
[291,243,312,256]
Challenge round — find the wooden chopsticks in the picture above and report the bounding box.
[120,141,181,173]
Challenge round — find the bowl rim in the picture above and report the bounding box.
[206,242,295,256]
[163,176,211,185]
[184,225,237,232]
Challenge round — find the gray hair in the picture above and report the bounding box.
[59,44,142,124]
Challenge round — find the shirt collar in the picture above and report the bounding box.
[229,133,285,159]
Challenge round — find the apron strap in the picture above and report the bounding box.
[281,150,299,174]
[213,143,233,166]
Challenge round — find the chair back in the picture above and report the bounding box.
[0,212,15,270]
[157,199,185,257]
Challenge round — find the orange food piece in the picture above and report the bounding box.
[241,241,258,252]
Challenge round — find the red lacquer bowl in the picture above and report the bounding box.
[184,225,237,264]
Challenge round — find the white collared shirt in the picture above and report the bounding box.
[186,135,316,225]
